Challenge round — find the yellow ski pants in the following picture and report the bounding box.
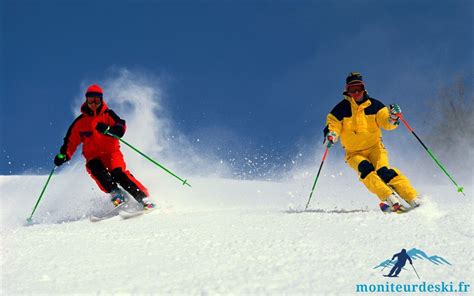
[345,143,417,202]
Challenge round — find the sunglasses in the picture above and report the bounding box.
[86,96,102,104]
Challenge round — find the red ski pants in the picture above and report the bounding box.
[85,151,149,198]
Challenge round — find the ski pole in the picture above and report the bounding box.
[305,147,329,210]
[106,132,191,187]
[27,166,56,223]
[381,260,393,272]
[397,114,465,195]
[410,263,420,280]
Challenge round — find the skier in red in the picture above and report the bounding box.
[54,84,155,210]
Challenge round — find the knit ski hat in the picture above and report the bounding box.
[346,72,364,88]
[85,84,103,99]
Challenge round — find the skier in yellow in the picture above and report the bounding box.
[324,72,421,212]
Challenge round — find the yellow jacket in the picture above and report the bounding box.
[324,94,397,152]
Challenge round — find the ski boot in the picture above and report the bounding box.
[110,188,126,207]
[135,192,155,210]
[379,202,392,213]
[379,193,406,213]
[141,198,155,210]
[407,196,422,209]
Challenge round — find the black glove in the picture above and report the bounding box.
[108,124,125,138]
[54,154,68,167]
[95,122,110,134]
[96,122,126,138]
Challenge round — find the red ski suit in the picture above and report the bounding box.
[60,101,148,196]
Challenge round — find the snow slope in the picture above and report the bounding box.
[1,172,472,295]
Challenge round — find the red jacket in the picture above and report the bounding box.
[60,101,126,161]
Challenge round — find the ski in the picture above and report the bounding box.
[90,203,124,222]
[89,200,150,222]
[393,204,420,214]
[119,209,145,219]
[90,213,118,222]
[384,207,415,215]
[388,190,420,214]
[119,205,155,219]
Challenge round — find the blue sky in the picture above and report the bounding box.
[1,0,472,175]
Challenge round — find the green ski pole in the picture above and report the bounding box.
[27,166,56,223]
[106,131,191,187]
[305,147,329,210]
[398,114,465,195]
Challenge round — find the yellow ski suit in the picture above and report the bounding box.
[324,94,417,202]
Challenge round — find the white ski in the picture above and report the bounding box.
[90,203,124,222]
[118,209,145,219]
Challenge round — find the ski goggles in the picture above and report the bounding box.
[86,96,102,104]
[347,85,365,94]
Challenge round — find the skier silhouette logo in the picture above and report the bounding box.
[383,249,420,279]
[375,248,451,279]
[386,249,412,277]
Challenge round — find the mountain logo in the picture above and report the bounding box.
[374,248,451,270]
[374,248,451,279]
